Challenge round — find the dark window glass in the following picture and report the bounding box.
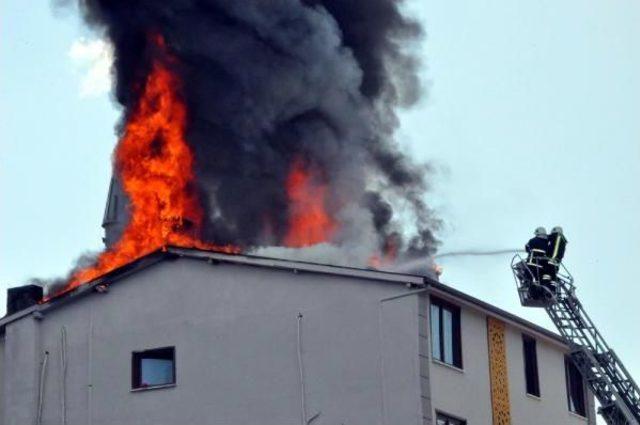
[565,356,587,417]
[436,412,466,425]
[430,303,441,359]
[430,297,462,368]
[522,334,540,396]
[132,347,175,389]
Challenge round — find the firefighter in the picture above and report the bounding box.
[546,226,568,282]
[525,227,549,283]
[548,226,567,264]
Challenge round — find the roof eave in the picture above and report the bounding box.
[0,247,567,349]
[426,281,566,347]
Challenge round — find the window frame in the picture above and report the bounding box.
[435,411,467,425]
[522,334,541,397]
[430,297,463,369]
[131,346,176,391]
[564,356,587,417]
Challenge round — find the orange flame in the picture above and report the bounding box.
[53,37,236,298]
[283,158,337,247]
[368,234,400,269]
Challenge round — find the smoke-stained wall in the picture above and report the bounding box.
[76,0,440,262]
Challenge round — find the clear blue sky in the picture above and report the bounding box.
[2,0,639,409]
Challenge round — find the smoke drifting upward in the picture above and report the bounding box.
[77,0,440,266]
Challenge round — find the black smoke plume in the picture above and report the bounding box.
[77,0,441,263]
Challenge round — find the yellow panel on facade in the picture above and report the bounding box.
[487,316,512,425]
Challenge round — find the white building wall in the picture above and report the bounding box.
[1,258,424,425]
[506,325,595,425]
[427,303,494,424]
[3,316,40,425]
[426,293,596,425]
[0,256,598,425]
[0,336,4,425]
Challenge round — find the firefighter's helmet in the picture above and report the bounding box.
[535,227,547,236]
[551,226,563,235]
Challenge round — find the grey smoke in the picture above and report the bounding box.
[74,0,441,264]
[31,250,101,296]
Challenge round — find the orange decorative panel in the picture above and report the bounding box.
[487,317,511,425]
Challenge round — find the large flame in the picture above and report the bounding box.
[368,233,400,269]
[55,37,236,298]
[283,158,337,247]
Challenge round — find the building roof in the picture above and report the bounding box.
[0,246,567,347]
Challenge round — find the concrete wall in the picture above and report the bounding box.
[425,293,596,425]
[1,257,599,425]
[417,294,433,425]
[506,325,596,425]
[3,315,40,425]
[0,336,4,425]
[427,299,494,424]
[2,258,424,425]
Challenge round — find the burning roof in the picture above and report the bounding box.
[47,0,442,297]
[18,247,565,351]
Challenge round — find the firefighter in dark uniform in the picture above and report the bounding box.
[545,226,568,283]
[525,227,549,283]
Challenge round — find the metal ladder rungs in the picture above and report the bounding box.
[511,254,640,425]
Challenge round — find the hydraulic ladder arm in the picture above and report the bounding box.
[512,255,640,425]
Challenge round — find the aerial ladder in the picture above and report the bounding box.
[512,255,640,425]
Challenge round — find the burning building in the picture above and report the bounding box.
[39,0,443,298]
[0,1,599,424]
[0,247,596,425]
[39,0,445,300]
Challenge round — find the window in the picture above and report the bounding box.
[436,412,466,425]
[522,334,540,396]
[132,347,175,389]
[430,297,462,368]
[565,356,587,417]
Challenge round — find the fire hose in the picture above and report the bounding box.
[434,249,525,258]
[392,249,525,274]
